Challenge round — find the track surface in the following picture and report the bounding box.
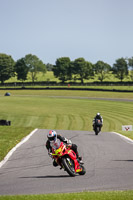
[0,129,133,195]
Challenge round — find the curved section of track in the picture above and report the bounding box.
[0,129,133,195]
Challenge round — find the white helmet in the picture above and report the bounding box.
[96,113,101,116]
[47,130,57,142]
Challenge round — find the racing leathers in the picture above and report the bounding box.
[93,114,103,130]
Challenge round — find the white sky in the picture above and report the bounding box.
[0,0,133,66]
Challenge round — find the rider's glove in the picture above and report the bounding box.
[66,143,72,148]
[66,139,72,148]
[48,151,52,158]
[67,139,72,144]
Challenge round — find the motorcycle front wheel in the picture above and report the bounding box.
[62,156,76,177]
[95,127,100,135]
[78,165,86,175]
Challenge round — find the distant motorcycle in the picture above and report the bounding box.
[50,141,86,177]
[93,119,102,135]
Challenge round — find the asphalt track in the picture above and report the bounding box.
[0,129,133,195]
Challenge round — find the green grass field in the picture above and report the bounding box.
[5,71,58,83]
[0,89,133,199]
[5,71,133,83]
[0,90,133,161]
[1,191,133,200]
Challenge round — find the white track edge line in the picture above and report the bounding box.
[0,128,38,168]
[112,131,133,144]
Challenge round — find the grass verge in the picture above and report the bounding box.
[0,127,33,161]
[1,191,133,200]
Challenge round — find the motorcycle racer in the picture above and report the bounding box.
[46,130,83,166]
[92,113,103,129]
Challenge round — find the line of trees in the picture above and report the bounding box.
[53,57,133,83]
[0,53,133,84]
[0,53,46,84]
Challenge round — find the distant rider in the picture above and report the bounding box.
[46,130,83,166]
[93,113,103,129]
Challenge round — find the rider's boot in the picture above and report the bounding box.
[76,153,84,164]
[78,156,84,164]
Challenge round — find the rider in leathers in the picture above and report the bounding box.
[46,130,82,166]
[93,113,103,130]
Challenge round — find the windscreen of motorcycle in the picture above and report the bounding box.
[50,139,61,150]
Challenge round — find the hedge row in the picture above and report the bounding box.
[1,81,133,87]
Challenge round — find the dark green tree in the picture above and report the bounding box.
[15,58,29,82]
[53,57,71,83]
[128,57,133,81]
[24,54,46,82]
[0,53,15,84]
[112,58,128,82]
[73,58,94,83]
[46,63,54,71]
[94,60,111,82]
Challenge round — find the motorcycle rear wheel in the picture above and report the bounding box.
[62,156,76,177]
